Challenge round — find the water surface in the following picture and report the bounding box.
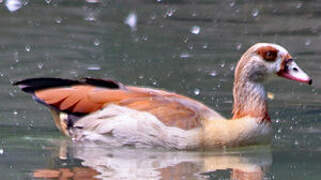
[0,0,321,179]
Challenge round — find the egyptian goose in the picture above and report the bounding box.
[14,43,312,150]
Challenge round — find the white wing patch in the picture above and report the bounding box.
[70,104,201,150]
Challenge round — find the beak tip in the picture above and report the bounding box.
[308,79,312,85]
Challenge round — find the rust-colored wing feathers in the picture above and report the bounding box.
[36,85,104,114]
[15,78,213,130]
[35,85,206,129]
[117,96,200,129]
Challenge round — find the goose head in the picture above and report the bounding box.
[232,43,312,121]
[235,43,312,85]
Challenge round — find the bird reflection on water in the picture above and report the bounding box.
[33,140,272,180]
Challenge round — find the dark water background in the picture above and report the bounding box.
[0,0,321,179]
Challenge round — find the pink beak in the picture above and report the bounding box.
[277,59,312,85]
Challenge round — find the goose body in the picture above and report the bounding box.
[15,43,312,150]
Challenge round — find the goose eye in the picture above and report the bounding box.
[256,46,278,62]
[263,51,277,61]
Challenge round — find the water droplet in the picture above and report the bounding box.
[9,92,15,97]
[229,1,235,7]
[229,64,235,71]
[142,35,148,41]
[25,45,31,52]
[209,71,217,77]
[6,0,22,12]
[193,88,200,96]
[93,39,100,46]
[150,14,157,20]
[191,25,200,35]
[55,17,62,24]
[305,39,311,46]
[267,92,274,100]
[180,52,191,59]
[37,63,44,69]
[183,37,189,44]
[13,51,19,62]
[251,8,259,17]
[86,0,100,3]
[166,8,176,17]
[84,13,96,22]
[296,2,303,9]
[87,65,101,71]
[202,43,208,49]
[236,43,242,50]
[125,12,137,31]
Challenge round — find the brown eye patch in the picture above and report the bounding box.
[256,46,278,62]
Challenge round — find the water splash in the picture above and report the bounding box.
[93,39,100,46]
[6,0,22,12]
[202,43,208,49]
[229,1,235,7]
[229,64,235,72]
[251,8,259,17]
[25,45,31,52]
[44,0,51,4]
[55,17,63,24]
[180,52,191,59]
[13,51,19,63]
[166,8,176,17]
[125,12,137,31]
[209,71,217,77]
[37,63,44,69]
[87,65,101,71]
[150,14,157,20]
[235,42,242,50]
[191,26,200,35]
[296,2,303,9]
[84,13,97,22]
[193,88,200,96]
[86,0,100,3]
[142,35,148,41]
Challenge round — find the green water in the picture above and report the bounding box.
[0,0,321,179]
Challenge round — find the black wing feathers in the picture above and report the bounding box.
[13,77,123,93]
